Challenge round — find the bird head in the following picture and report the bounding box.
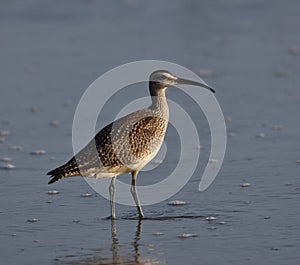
[149,70,215,94]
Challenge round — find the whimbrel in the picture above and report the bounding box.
[47,70,214,219]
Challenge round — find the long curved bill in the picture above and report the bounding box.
[177,78,215,93]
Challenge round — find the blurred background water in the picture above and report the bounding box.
[0,0,300,264]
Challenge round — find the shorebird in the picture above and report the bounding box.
[47,70,214,219]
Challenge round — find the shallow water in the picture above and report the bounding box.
[1,0,300,264]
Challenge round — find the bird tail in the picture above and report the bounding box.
[47,158,81,184]
[47,174,63,184]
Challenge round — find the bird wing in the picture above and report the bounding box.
[47,108,167,183]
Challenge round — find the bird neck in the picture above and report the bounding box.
[149,82,169,118]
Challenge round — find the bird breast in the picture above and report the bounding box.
[110,112,168,171]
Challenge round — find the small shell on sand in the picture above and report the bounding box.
[296,160,300,164]
[47,190,59,195]
[240,182,251,188]
[30,106,40,113]
[1,157,12,162]
[271,125,283,131]
[198,69,215,78]
[151,159,163,165]
[271,247,280,251]
[9,146,22,151]
[50,120,60,127]
[205,216,217,221]
[168,200,187,206]
[152,232,164,236]
[228,132,236,138]
[1,163,15,170]
[207,226,217,230]
[209,158,219,163]
[27,218,39,223]
[63,101,72,107]
[178,233,199,239]
[205,216,217,222]
[256,133,266,138]
[0,130,11,137]
[81,193,92,197]
[30,150,47,155]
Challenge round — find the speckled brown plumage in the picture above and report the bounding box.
[47,107,168,184]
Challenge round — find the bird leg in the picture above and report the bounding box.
[109,176,116,219]
[130,171,144,218]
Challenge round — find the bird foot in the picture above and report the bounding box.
[105,215,116,220]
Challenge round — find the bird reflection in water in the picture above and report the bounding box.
[56,219,165,265]
[110,219,143,264]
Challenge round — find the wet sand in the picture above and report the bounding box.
[1,0,300,264]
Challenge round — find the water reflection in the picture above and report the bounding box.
[56,219,165,265]
[110,219,143,264]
